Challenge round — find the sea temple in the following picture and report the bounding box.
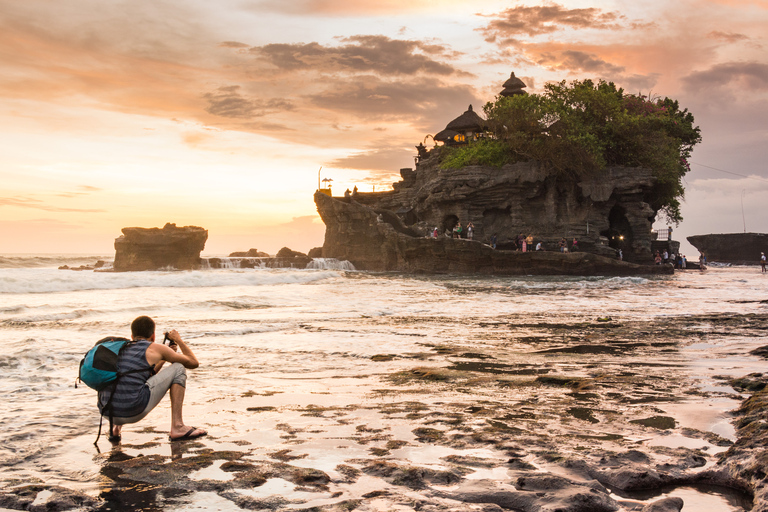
[314,72,686,276]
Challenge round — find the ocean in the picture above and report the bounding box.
[0,254,765,511]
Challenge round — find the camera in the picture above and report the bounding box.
[163,332,173,346]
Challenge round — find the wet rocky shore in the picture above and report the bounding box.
[2,312,766,512]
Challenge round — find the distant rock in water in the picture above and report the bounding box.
[687,233,768,264]
[59,260,106,271]
[275,247,312,267]
[113,223,208,271]
[229,248,270,257]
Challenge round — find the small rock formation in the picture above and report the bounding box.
[113,223,208,271]
[274,247,312,268]
[229,248,270,257]
[59,261,106,271]
[307,247,323,258]
[687,233,768,264]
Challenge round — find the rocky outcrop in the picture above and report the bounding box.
[113,223,208,271]
[696,372,768,511]
[58,260,106,271]
[687,233,768,264]
[275,247,312,268]
[229,248,270,257]
[320,150,665,268]
[315,191,671,276]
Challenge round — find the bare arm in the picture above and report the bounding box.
[146,330,200,369]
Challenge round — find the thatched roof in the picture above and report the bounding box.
[445,104,487,132]
[434,128,460,142]
[500,72,527,97]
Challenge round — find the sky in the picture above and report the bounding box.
[1,0,767,256]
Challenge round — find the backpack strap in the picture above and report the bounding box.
[93,340,154,445]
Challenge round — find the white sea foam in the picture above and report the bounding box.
[0,268,344,294]
[0,254,112,269]
[306,258,357,270]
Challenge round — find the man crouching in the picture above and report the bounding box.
[99,315,207,442]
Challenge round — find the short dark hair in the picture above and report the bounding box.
[131,316,155,339]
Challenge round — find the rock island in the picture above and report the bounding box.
[315,73,702,276]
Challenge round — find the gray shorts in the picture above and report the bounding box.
[108,363,187,425]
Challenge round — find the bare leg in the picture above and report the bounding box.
[169,383,206,439]
[112,424,122,438]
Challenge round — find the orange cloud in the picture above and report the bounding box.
[479,4,627,43]
[248,0,467,16]
[250,35,467,76]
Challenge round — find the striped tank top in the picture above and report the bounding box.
[97,340,153,418]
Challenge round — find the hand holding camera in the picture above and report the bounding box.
[163,330,179,350]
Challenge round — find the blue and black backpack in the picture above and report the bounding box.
[77,336,153,443]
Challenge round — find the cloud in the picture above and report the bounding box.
[219,41,250,49]
[682,61,768,92]
[328,144,416,173]
[246,0,465,16]
[0,196,105,213]
[250,35,465,76]
[528,48,659,91]
[306,75,480,128]
[56,185,103,198]
[706,31,751,43]
[537,50,626,75]
[203,85,295,119]
[479,4,625,43]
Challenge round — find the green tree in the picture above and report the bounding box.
[441,79,701,223]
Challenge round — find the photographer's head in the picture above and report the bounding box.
[131,315,156,341]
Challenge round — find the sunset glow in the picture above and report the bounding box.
[1,0,766,255]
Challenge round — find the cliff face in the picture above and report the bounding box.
[348,154,658,262]
[687,233,768,264]
[316,151,666,273]
[315,191,671,276]
[113,223,208,271]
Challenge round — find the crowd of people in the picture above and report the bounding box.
[653,249,705,269]
[430,223,583,254]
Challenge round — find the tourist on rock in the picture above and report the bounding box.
[681,255,687,269]
[699,254,707,271]
[467,222,474,240]
[559,238,567,252]
[572,238,578,252]
[490,234,498,249]
[456,223,463,238]
[663,249,669,263]
[618,249,623,260]
[761,252,766,272]
[654,251,662,265]
[536,241,542,251]
[433,227,439,238]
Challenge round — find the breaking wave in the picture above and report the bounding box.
[0,268,344,294]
